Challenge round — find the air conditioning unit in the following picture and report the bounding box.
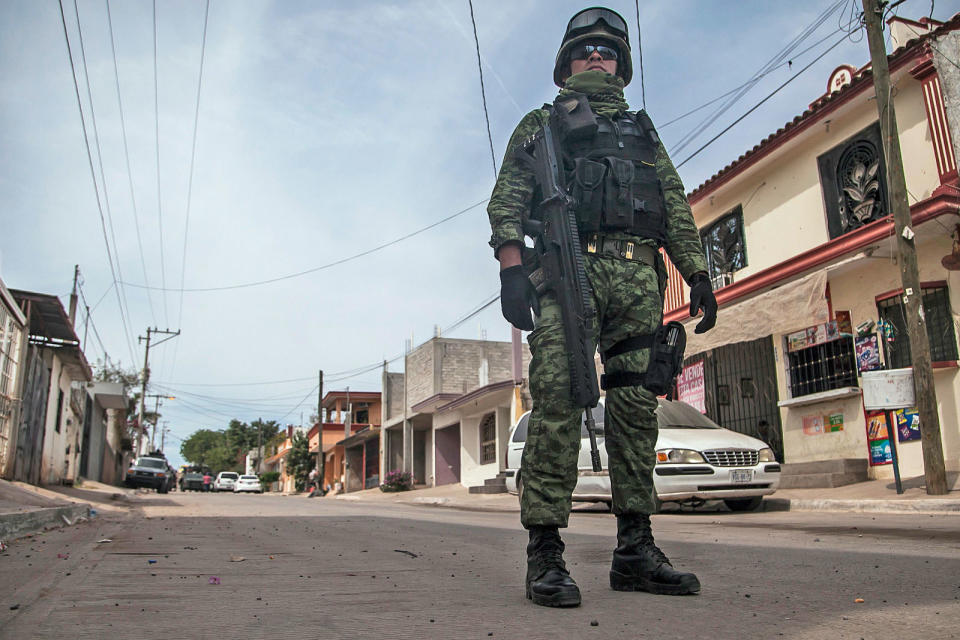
[710,272,735,290]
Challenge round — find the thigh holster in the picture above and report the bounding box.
[600,322,686,397]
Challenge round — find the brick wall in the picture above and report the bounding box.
[406,342,435,407]
[382,372,405,420]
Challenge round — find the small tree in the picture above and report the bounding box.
[286,431,313,492]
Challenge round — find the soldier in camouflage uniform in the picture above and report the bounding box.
[488,8,718,607]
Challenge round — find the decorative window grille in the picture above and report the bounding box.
[479,413,497,465]
[700,206,746,288]
[817,122,889,239]
[877,285,959,368]
[787,337,858,397]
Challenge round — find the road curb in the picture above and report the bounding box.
[0,503,92,541]
[767,497,960,514]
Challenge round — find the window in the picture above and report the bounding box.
[787,337,858,397]
[479,413,497,465]
[877,285,959,368]
[700,206,746,288]
[817,122,889,239]
[512,413,530,442]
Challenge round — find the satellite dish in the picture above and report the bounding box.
[942,225,960,271]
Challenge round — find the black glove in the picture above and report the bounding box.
[688,273,717,334]
[499,265,540,331]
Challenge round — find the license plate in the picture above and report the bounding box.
[730,469,753,484]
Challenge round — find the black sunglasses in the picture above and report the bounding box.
[566,8,628,39]
[568,44,619,62]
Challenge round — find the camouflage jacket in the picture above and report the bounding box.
[487,99,708,283]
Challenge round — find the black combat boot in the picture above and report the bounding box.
[525,525,581,607]
[609,513,701,595]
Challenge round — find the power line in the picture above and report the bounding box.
[168,0,211,384]
[105,0,158,327]
[72,0,140,364]
[57,0,137,366]
[466,0,498,181]
[153,0,170,325]
[675,33,849,169]
[122,198,489,292]
[153,375,317,388]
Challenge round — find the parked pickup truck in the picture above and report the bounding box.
[180,471,204,492]
[125,456,172,493]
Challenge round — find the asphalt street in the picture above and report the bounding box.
[1,491,958,639]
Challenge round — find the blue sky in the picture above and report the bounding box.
[3,0,959,468]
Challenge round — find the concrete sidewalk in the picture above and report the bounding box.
[331,474,960,515]
[0,480,93,541]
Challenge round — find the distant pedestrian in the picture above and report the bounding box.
[202,472,213,492]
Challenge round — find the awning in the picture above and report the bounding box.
[681,269,829,357]
[339,426,381,448]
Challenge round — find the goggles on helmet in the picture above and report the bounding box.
[568,43,619,61]
[566,7,628,40]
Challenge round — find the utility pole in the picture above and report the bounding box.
[160,421,169,453]
[68,265,79,326]
[136,328,180,458]
[862,0,948,494]
[143,394,174,451]
[257,416,262,474]
[316,370,324,491]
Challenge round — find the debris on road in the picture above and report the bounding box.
[394,549,418,558]
[208,576,220,585]
[148,560,157,564]
[9,604,20,610]
[57,553,69,560]
[855,598,865,603]
[0,541,8,552]
[96,539,112,544]
[229,556,245,562]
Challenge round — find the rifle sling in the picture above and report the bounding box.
[600,371,646,390]
[600,333,655,363]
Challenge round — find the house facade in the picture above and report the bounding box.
[0,277,26,480]
[660,15,960,480]
[380,336,530,489]
[79,382,129,486]
[8,289,93,485]
[312,390,380,492]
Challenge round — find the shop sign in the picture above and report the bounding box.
[869,438,893,466]
[676,360,705,414]
[802,413,844,435]
[893,407,921,442]
[787,320,841,352]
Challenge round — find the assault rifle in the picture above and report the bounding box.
[519,115,602,472]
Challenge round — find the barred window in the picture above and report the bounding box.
[479,413,496,465]
[787,337,858,397]
[700,206,747,288]
[877,285,958,368]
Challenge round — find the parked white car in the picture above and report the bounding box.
[213,471,239,492]
[504,398,781,511]
[233,474,262,493]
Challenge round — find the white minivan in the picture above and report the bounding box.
[504,398,781,511]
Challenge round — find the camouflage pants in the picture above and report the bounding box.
[520,252,663,528]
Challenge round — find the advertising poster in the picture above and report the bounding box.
[676,361,706,414]
[894,407,922,442]
[855,334,881,373]
[836,310,853,335]
[866,410,889,439]
[788,330,809,352]
[869,438,893,466]
[826,413,844,432]
[802,415,825,435]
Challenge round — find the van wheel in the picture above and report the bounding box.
[724,496,763,512]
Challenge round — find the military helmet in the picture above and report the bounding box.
[553,7,632,87]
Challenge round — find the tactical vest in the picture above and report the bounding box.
[549,98,667,243]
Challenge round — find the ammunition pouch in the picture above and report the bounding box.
[601,156,637,231]
[553,93,598,144]
[600,322,687,396]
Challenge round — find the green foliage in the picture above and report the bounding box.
[380,469,414,492]
[180,429,241,474]
[259,471,280,490]
[286,431,313,492]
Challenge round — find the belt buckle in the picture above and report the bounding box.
[586,234,598,254]
[624,241,635,260]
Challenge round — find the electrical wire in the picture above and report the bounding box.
[122,198,489,292]
[634,0,646,111]
[167,0,211,384]
[105,0,158,327]
[467,0,498,181]
[153,0,170,325]
[676,33,850,169]
[57,0,137,366]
